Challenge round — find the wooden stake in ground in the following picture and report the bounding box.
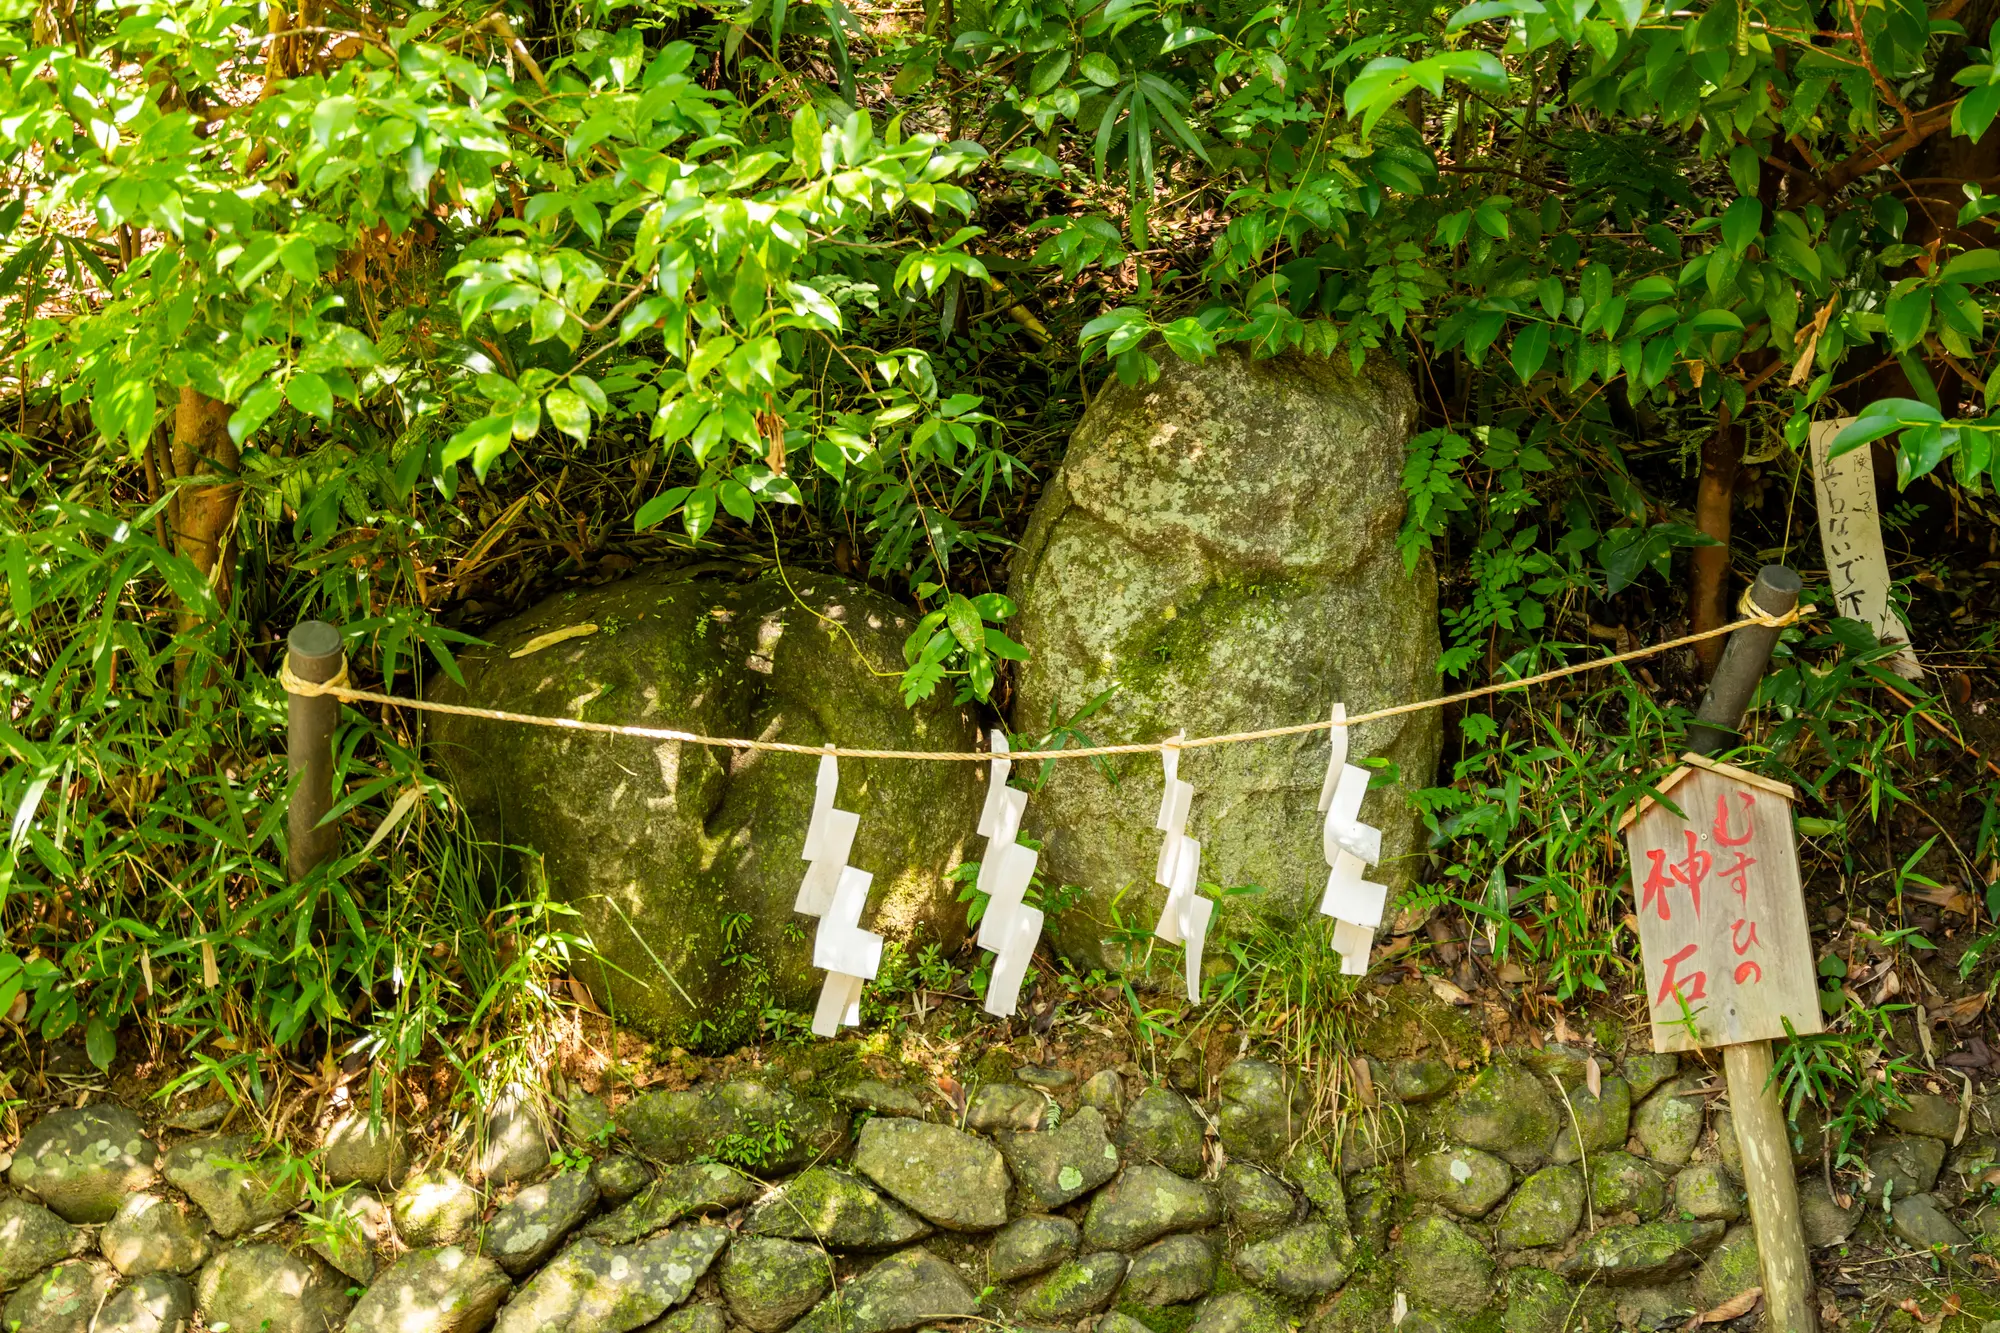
[1618,565,1818,1333]
[286,620,345,881]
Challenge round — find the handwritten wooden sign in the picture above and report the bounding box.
[1809,418,1921,680]
[1618,754,1823,1053]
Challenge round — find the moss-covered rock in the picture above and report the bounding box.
[1550,1075,1631,1164]
[1560,1220,1725,1286]
[620,1080,849,1174]
[1218,1164,1295,1241]
[1391,1059,1454,1104]
[1799,1177,1861,1248]
[1279,1141,1348,1232]
[1305,1280,1392,1333]
[989,1216,1079,1282]
[719,1236,835,1332]
[1393,1215,1493,1315]
[392,1168,483,1249]
[592,1154,653,1206]
[789,1247,978,1333]
[484,1169,599,1274]
[1864,1135,1947,1203]
[584,1162,759,1245]
[347,1247,512,1333]
[1672,1162,1743,1223]
[9,1106,160,1224]
[998,1106,1120,1208]
[101,1192,210,1278]
[1886,1093,1961,1141]
[745,1167,932,1249]
[1018,1252,1129,1320]
[1688,1223,1759,1308]
[1588,1151,1667,1218]
[1345,1170,1395,1260]
[0,1196,85,1288]
[1081,1071,1127,1120]
[1502,1267,1610,1333]
[1186,1289,1288,1333]
[1622,1053,1679,1101]
[1083,1165,1222,1250]
[491,1225,729,1333]
[162,1134,302,1238]
[322,1112,410,1190]
[1404,1146,1512,1219]
[1445,1062,1559,1172]
[2,1257,112,1333]
[95,1272,195,1333]
[1216,1060,1307,1165]
[195,1245,355,1333]
[1123,1235,1215,1306]
[643,1303,729,1333]
[852,1117,1010,1231]
[1495,1165,1583,1250]
[1006,350,1438,968]
[1119,1088,1207,1178]
[1632,1079,1703,1167]
[1230,1221,1349,1296]
[428,567,983,1043]
[967,1084,1049,1133]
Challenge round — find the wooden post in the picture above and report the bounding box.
[1689,565,1816,1333]
[286,620,344,881]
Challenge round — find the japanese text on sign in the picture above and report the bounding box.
[1620,756,1822,1053]
[1808,418,1921,680]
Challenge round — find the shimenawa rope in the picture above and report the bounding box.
[276,602,1806,762]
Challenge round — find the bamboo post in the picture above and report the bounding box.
[1688,565,1815,1333]
[286,620,345,881]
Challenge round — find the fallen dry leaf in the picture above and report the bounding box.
[1684,1286,1761,1328]
[567,977,602,1013]
[1553,1011,1580,1045]
[1905,884,1972,913]
[1872,969,1901,1005]
[1496,961,1528,984]
[1941,992,1988,1025]
[1351,1057,1376,1108]
[510,623,599,658]
[1586,1055,1603,1099]
[1426,974,1474,1006]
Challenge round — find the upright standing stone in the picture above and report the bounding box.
[1007,350,1438,965]
[428,569,983,1043]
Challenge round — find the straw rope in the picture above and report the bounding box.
[277,604,1805,762]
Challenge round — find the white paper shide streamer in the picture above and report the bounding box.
[1151,734,1213,1002]
[1317,703,1388,975]
[795,746,883,1036]
[973,731,1044,1017]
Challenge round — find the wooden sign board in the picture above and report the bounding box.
[1619,754,1823,1053]
[1809,418,1921,680]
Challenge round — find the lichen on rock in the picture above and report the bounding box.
[1006,349,1439,969]
[428,567,983,1044]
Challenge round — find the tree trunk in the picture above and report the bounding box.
[169,387,240,636]
[1691,404,1739,677]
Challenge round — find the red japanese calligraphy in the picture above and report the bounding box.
[1713,792,1755,846]
[1730,919,1761,955]
[1734,961,1764,984]
[1717,851,1757,905]
[1655,943,1708,1007]
[1641,831,1713,922]
[1640,851,1676,921]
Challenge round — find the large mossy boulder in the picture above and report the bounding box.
[1007,350,1439,966]
[430,566,983,1041]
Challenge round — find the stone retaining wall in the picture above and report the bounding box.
[0,1041,1995,1333]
